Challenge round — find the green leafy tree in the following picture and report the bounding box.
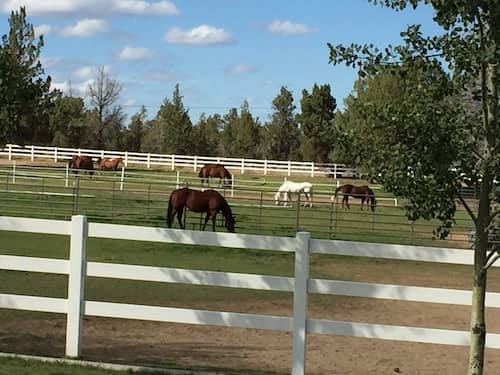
[145,84,193,154]
[0,7,58,145]
[219,107,238,156]
[124,106,147,152]
[232,100,260,158]
[264,86,300,160]
[49,96,87,147]
[193,113,222,156]
[297,84,337,162]
[328,1,500,374]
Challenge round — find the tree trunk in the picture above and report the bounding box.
[467,59,497,375]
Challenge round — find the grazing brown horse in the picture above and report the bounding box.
[334,184,376,211]
[68,155,94,177]
[166,187,235,232]
[97,157,123,171]
[198,164,232,186]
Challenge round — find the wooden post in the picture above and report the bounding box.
[291,231,310,375]
[65,215,88,358]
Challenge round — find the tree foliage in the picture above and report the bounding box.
[328,1,499,374]
[264,86,300,160]
[0,6,58,145]
[297,84,336,162]
[144,84,193,154]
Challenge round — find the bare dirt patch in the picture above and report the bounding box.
[2,292,500,374]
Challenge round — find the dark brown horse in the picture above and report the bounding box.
[166,187,235,232]
[334,184,376,211]
[68,155,94,177]
[97,157,123,171]
[198,164,232,186]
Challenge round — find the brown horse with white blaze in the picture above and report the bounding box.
[166,187,235,232]
[334,184,376,211]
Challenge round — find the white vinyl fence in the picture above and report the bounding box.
[0,144,357,178]
[1,216,500,374]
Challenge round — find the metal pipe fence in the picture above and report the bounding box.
[0,165,477,248]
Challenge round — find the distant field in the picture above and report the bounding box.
[0,160,474,247]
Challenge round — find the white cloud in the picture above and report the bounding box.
[0,0,179,17]
[73,65,110,80]
[39,56,61,68]
[118,46,155,61]
[60,19,108,37]
[52,79,94,97]
[267,20,317,35]
[34,24,52,36]
[165,25,234,45]
[224,63,255,76]
[114,0,179,16]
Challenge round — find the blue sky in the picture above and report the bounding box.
[0,0,443,123]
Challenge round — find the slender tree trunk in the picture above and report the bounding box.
[467,59,497,375]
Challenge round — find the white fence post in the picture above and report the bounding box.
[264,159,268,176]
[12,161,16,184]
[65,163,69,188]
[65,215,88,358]
[54,147,58,162]
[231,175,234,198]
[311,162,314,178]
[147,153,151,169]
[288,161,291,177]
[124,151,129,167]
[291,231,310,375]
[241,159,245,174]
[8,144,12,160]
[194,155,198,172]
[120,167,125,191]
[30,145,35,161]
[171,154,175,171]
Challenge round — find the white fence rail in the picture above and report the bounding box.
[0,144,358,178]
[1,216,500,374]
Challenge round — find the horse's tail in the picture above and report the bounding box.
[334,185,342,197]
[166,194,174,227]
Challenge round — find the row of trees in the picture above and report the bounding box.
[0,7,337,163]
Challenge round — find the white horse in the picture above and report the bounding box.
[275,180,313,207]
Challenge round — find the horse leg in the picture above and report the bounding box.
[344,196,350,209]
[202,213,210,231]
[211,212,217,232]
[176,209,184,229]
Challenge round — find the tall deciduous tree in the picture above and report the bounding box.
[328,1,500,374]
[265,86,300,160]
[297,84,336,162]
[87,66,124,149]
[0,7,58,145]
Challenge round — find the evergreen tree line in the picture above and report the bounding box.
[0,7,337,163]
